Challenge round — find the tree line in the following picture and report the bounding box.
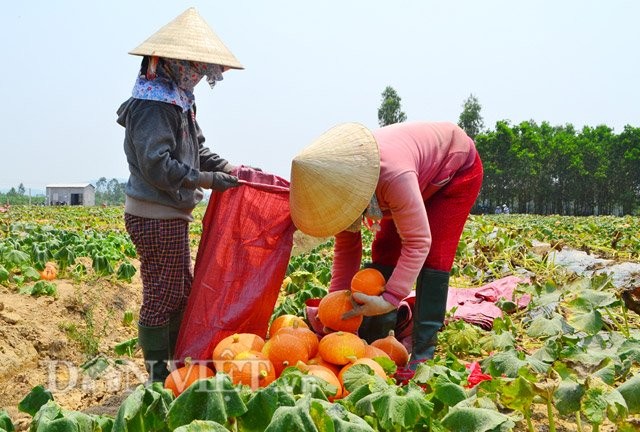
[378,87,640,216]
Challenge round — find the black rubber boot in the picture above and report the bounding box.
[409,268,450,370]
[358,263,397,344]
[138,323,171,384]
[167,310,183,361]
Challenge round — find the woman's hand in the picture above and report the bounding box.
[342,292,395,318]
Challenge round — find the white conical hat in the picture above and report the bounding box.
[129,7,243,69]
[290,123,380,237]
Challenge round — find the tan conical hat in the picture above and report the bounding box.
[290,123,380,237]
[129,7,243,69]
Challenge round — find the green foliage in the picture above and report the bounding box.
[18,385,54,416]
[458,93,485,139]
[377,86,406,127]
[474,121,640,215]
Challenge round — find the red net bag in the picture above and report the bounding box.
[174,167,296,363]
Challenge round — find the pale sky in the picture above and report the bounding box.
[1,0,638,191]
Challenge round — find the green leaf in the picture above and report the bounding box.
[4,249,30,269]
[604,389,628,424]
[353,383,433,431]
[22,266,42,282]
[236,384,296,432]
[18,385,54,416]
[0,410,15,432]
[441,406,515,432]
[483,351,527,378]
[263,398,319,432]
[114,338,138,357]
[526,314,565,338]
[0,265,9,283]
[92,253,114,276]
[167,374,247,430]
[117,261,137,282]
[433,374,467,407]
[30,400,101,432]
[80,356,110,379]
[173,420,231,432]
[617,374,640,414]
[568,288,617,309]
[54,246,76,270]
[567,309,602,335]
[553,380,585,415]
[582,387,608,426]
[112,383,173,432]
[500,376,536,413]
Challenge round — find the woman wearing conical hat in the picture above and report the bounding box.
[116,8,248,383]
[290,121,483,376]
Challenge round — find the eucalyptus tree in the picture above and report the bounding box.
[458,94,485,139]
[377,86,406,127]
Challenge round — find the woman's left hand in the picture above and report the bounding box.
[342,292,395,318]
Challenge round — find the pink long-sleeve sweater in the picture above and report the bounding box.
[329,121,477,306]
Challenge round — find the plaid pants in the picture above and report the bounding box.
[125,214,192,326]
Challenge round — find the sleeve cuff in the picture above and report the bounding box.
[382,291,403,308]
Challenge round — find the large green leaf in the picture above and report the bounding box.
[567,309,603,335]
[0,410,14,432]
[18,385,54,416]
[173,420,231,432]
[263,397,373,432]
[526,314,565,338]
[112,383,173,432]
[553,380,584,415]
[29,401,100,432]
[353,383,433,431]
[617,375,640,414]
[236,383,296,432]
[166,374,247,430]
[441,406,515,432]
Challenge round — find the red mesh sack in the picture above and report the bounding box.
[174,167,296,363]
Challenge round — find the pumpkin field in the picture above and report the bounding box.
[0,205,639,431]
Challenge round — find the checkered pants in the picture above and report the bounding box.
[125,214,192,326]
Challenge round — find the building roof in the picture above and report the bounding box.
[45,183,95,189]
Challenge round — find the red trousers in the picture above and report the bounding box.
[371,153,483,272]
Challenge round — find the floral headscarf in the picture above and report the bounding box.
[131,57,224,112]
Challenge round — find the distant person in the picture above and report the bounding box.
[502,204,510,214]
[495,205,502,214]
[290,122,483,376]
[117,8,248,383]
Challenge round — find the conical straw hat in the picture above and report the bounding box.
[290,123,380,237]
[129,7,243,69]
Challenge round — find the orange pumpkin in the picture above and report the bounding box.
[268,314,309,338]
[317,290,363,333]
[350,268,385,297]
[263,333,309,376]
[220,350,276,390]
[317,331,366,366]
[307,355,342,376]
[371,330,409,367]
[164,359,215,397]
[212,333,265,365]
[275,320,319,358]
[39,262,58,281]
[296,362,342,401]
[362,341,391,360]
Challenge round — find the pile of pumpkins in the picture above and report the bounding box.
[165,268,409,399]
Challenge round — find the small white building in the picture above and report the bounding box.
[45,183,95,206]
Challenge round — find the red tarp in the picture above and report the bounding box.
[174,167,296,363]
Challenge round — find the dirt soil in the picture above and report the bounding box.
[0,262,145,430]
[1,249,638,431]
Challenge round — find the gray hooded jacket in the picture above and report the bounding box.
[117,98,231,220]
